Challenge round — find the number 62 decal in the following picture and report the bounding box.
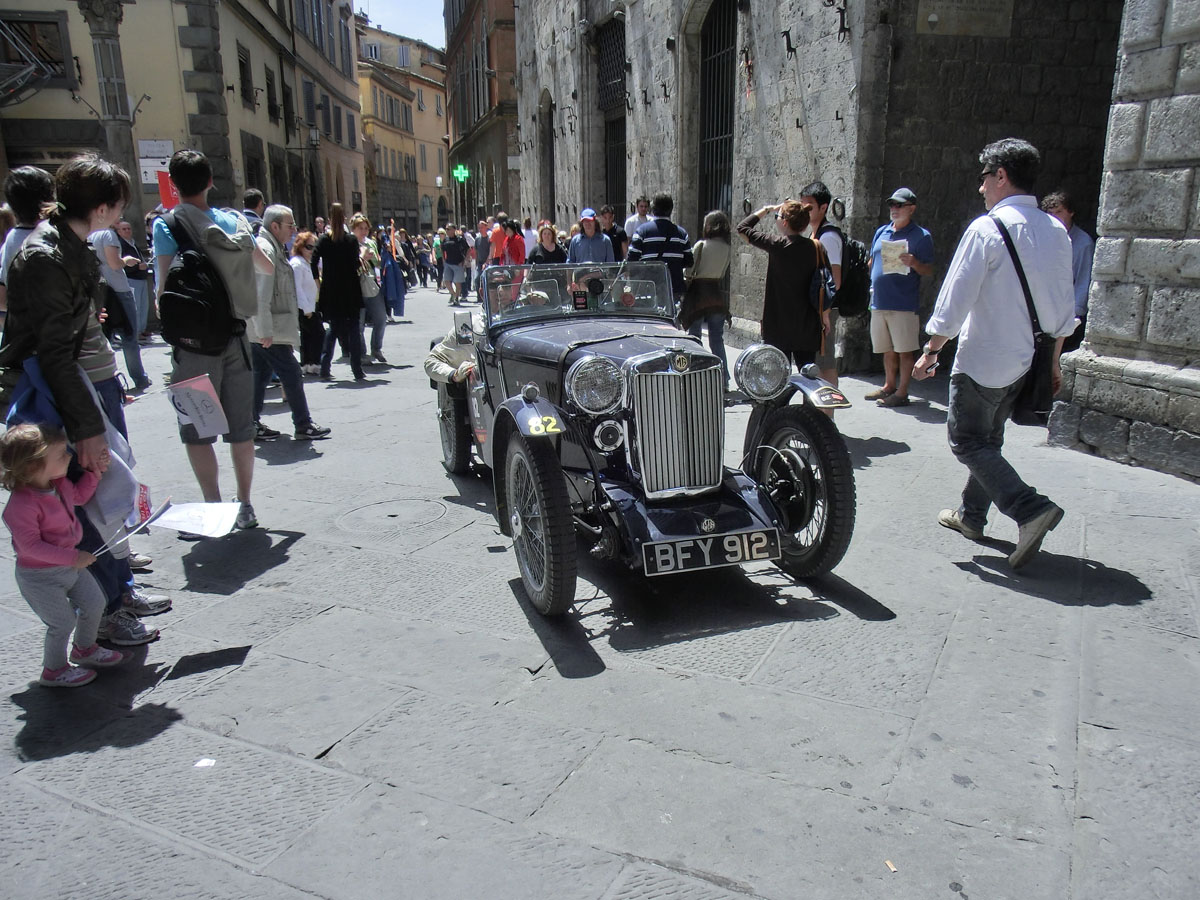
[528,414,562,435]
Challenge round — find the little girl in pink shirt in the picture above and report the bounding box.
[1,424,125,686]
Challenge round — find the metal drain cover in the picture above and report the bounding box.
[336,499,448,533]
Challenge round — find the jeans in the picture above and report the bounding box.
[299,311,325,366]
[129,278,150,333]
[113,289,147,385]
[252,342,311,429]
[947,372,1054,529]
[93,375,127,440]
[688,313,728,385]
[321,314,365,379]
[360,294,387,356]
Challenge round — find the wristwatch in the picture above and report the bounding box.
[922,342,939,356]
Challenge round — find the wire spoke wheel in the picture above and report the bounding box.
[437,382,471,474]
[505,434,576,615]
[754,404,856,578]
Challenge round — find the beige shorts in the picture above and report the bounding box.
[171,334,255,444]
[870,309,920,354]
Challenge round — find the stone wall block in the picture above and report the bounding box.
[190,51,224,75]
[1172,429,1200,475]
[1087,282,1147,340]
[1127,238,1200,281]
[1167,393,1200,432]
[1089,377,1171,422]
[1144,95,1200,163]
[182,72,222,94]
[1115,46,1181,99]
[1048,400,1083,447]
[177,26,217,50]
[1079,409,1131,451]
[1146,286,1200,346]
[1179,43,1200,92]
[1098,169,1193,233]
[1121,0,1169,50]
[187,114,228,137]
[196,94,226,117]
[1165,0,1200,43]
[1104,102,1145,166]
[197,134,228,158]
[186,5,218,29]
[1092,236,1131,276]
[1129,420,1177,466]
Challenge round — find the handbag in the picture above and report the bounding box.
[990,215,1055,426]
[359,268,380,298]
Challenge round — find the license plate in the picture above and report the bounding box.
[643,529,781,576]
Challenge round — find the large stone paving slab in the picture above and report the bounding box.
[532,738,1070,900]
[266,782,624,899]
[325,688,600,821]
[167,587,333,646]
[19,720,364,866]
[0,778,313,900]
[505,657,910,799]
[1073,725,1200,900]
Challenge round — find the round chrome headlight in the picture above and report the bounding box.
[566,356,622,415]
[734,344,791,401]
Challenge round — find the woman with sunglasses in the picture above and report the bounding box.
[290,230,324,374]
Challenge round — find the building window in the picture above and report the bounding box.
[435,93,442,116]
[417,87,425,111]
[398,44,410,67]
[265,67,279,121]
[320,92,331,135]
[333,103,342,143]
[391,149,397,177]
[400,102,413,132]
[237,44,255,107]
[437,146,444,175]
[347,112,356,148]
[1,11,75,88]
[294,0,309,36]
[372,85,378,116]
[353,169,359,191]
[363,42,380,61]
[282,83,294,132]
[93,36,128,117]
[339,17,352,77]
[419,144,426,171]
[325,1,336,62]
[303,79,315,124]
[312,0,323,51]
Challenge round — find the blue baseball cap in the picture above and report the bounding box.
[580,208,597,220]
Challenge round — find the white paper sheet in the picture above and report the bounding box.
[168,374,229,439]
[151,502,240,538]
[880,239,910,275]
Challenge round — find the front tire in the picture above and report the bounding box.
[437,382,472,474]
[753,404,856,578]
[505,434,577,615]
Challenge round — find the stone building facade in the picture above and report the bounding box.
[515,0,1124,367]
[1050,0,1200,480]
[358,59,419,230]
[445,0,520,224]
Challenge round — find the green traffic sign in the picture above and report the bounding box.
[453,164,469,182]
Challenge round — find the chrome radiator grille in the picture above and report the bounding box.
[630,363,724,498]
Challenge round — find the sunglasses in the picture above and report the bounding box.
[887,201,912,208]
[978,169,997,186]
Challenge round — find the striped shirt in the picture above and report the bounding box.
[626,217,693,296]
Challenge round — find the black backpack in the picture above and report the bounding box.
[158,211,242,355]
[818,224,871,316]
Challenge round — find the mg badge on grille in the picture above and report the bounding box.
[671,353,690,372]
[701,518,716,533]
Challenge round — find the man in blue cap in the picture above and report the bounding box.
[566,208,614,264]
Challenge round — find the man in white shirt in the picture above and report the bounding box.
[623,196,650,239]
[912,138,1076,570]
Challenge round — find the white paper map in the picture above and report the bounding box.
[151,502,240,538]
[168,374,229,439]
[880,239,910,275]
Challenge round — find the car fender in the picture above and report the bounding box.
[741,371,850,467]
[491,395,574,536]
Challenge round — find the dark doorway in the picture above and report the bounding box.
[604,116,626,211]
[539,92,556,224]
[596,19,627,211]
[698,0,736,217]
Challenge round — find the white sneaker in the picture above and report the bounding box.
[121,586,172,616]
[1009,504,1064,570]
[98,609,159,646]
[235,501,258,529]
[127,552,152,570]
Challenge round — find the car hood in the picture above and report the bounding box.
[495,319,697,370]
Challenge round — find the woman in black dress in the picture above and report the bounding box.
[737,200,824,371]
[313,203,365,381]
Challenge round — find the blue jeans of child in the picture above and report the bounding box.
[946,372,1054,530]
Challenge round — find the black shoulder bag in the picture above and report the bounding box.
[990,214,1055,426]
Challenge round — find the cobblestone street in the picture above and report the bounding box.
[0,283,1195,899]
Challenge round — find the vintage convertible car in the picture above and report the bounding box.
[434,262,855,615]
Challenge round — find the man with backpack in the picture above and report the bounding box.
[866,188,934,408]
[800,182,843,389]
[153,150,273,532]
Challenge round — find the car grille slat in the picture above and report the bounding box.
[631,365,724,497]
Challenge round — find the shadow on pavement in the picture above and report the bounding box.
[439,467,494,515]
[254,439,324,466]
[511,578,606,679]
[180,529,304,595]
[842,434,910,469]
[164,645,251,680]
[806,572,898,620]
[8,643,182,761]
[956,550,1152,605]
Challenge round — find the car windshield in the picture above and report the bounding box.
[481,262,677,330]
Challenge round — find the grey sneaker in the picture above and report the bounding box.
[127,552,152,570]
[121,586,172,617]
[1009,504,1064,570]
[938,508,985,541]
[235,501,258,529]
[98,609,160,646]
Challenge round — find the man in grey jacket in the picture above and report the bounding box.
[250,205,330,442]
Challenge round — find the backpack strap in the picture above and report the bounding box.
[163,209,202,256]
